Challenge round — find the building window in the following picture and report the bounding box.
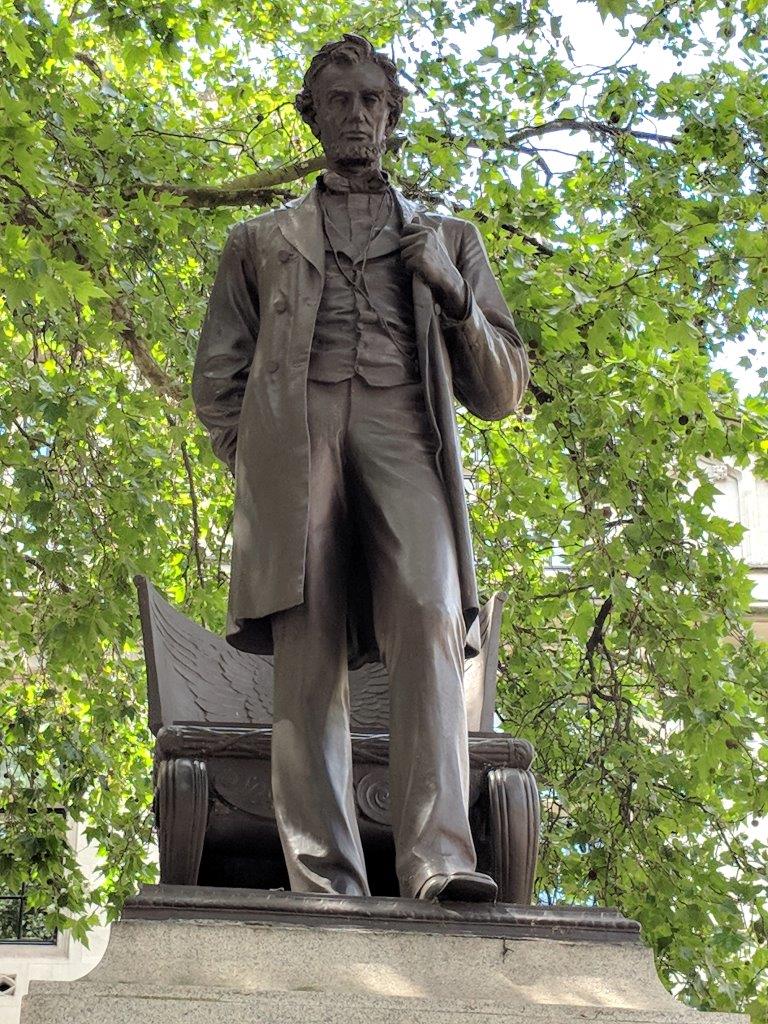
[0,885,56,945]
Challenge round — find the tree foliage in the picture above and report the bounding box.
[1,0,766,1016]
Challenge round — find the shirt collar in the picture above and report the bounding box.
[318,167,391,195]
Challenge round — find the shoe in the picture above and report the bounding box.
[415,871,498,903]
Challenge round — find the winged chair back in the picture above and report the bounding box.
[134,575,506,736]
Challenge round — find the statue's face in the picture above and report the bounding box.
[311,60,392,165]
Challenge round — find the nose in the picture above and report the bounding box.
[347,95,367,123]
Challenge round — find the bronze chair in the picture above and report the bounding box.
[135,575,539,903]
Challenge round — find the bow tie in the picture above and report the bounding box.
[320,169,390,195]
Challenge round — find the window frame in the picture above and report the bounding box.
[0,883,58,947]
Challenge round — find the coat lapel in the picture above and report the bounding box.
[393,189,435,363]
[392,189,445,471]
[277,188,325,275]
[393,189,421,226]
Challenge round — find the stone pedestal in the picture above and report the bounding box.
[20,885,746,1024]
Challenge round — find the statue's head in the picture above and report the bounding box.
[295,34,405,167]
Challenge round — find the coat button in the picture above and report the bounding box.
[268,360,280,373]
[273,297,288,313]
[433,302,442,316]
[278,249,294,263]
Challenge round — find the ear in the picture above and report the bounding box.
[385,105,402,136]
[299,111,321,139]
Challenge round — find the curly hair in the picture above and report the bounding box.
[295,34,406,137]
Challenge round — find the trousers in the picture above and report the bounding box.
[270,376,477,898]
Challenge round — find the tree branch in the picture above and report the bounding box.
[118,151,326,209]
[586,596,614,662]
[135,183,295,209]
[501,116,680,149]
[74,51,105,83]
[225,153,326,190]
[111,299,183,401]
[24,555,73,594]
[124,136,404,209]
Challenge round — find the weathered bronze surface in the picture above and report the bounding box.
[125,884,642,944]
[136,576,540,903]
[191,35,530,902]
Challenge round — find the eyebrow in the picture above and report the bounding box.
[327,87,385,98]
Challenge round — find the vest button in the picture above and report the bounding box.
[268,360,280,373]
[273,297,288,313]
[278,250,293,263]
[433,302,442,316]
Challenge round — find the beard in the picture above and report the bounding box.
[323,136,385,166]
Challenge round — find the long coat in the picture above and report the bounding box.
[192,185,529,666]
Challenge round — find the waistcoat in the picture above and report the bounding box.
[308,188,420,387]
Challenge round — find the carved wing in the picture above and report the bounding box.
[137,576,505,735]
[137,577,274,730]
[464,593,507,731]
